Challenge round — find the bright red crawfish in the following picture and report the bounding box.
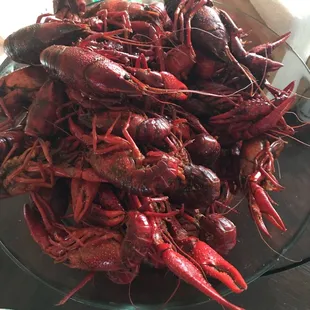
[0,1,301,309]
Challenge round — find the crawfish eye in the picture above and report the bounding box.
[123,74,131,81]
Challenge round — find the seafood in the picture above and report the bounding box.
[239,138,286,236]
[164,0,287,83]
[0,0,300,308]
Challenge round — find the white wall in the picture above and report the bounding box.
[250,0,310,62]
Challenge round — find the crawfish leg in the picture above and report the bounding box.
[0,143,20,169]
[71,178,100,223]
[97,9,131,32]
[255,146,284,190]
[5,140,39,183]
[92,114,131,155]
[131,21,165,71]
[121,113,144,162]
[68,118,93,146]
[0,98,14,131]
[16,163,54,189]
[183,0,211,60]
[57,273,95,306]
[7,139,53,184]
[135,53,148,69]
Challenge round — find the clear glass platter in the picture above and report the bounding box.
[0,1,310,309]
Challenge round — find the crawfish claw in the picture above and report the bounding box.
[249,32,291,57]
[189,239,247,294]
[249,182,287,237]
[23,204,51,250]
[157,243,245,310]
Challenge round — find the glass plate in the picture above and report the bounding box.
[0,1,310,309]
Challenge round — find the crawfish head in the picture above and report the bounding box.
[23,202,124,271]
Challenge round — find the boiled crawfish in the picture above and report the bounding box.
[0,1,301,309]
[239,137,286,236]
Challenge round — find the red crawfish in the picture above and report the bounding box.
[25,79,67,138]
[109,195,154,284]
[87,150,183,197]
[164,0,288,82]
[0,131,25,166]
[164,209,246,292]
[85,184,126,228]
[23,192,136,282]
[40,45,188,102]
[180,81,243,118]
[141,199,246,310]
[239,137,286,237]
[4,22,91,65]
[182,212,237,255]
[87,149,220,206]
[82,0,166,29]
[208,82,296,144]
[70,110,174,154]
[0,140,106,197]
[0,66,48,131]
[24,192,149,300]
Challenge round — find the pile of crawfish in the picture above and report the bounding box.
[0,0,297,309]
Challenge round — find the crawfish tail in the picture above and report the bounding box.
[121,211,153,269]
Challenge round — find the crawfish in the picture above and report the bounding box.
[82,0,164,29]
[4,22,91,65]
[25,79,67,138]
[208,82,296,144]
[108,195,153,283]
[182,211,237,255]
[40,45,188,102]
[0,66,48,130]
[0,130,25,166]
[85,184,126,228]
[87,150,182,197]
[87,147,220,205]
[0,140,106,197]
[23,192,130,276]
[163,210,246,299]
[164,0,288,83]
[239,137,286,237]
[141,199,246,310]
[71,110,174,153]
